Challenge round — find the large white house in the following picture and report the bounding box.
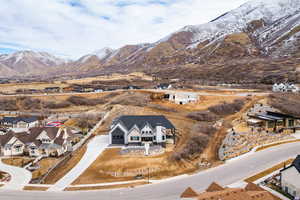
[281,155,300,199]
[168,92,199,105]
[272,83,299,93]
[0,127,80,157]
[109,115,176,146]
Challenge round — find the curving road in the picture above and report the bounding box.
[0,159,32,190]
[0,142,299,200]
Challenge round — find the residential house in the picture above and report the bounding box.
[0,127,80,157]
[180,182,276,200]
[44,87,61,93]
[109,115,176,146]
[167,92,199,105]
[273,83,299,93]
[0,116,39,129]
[247,110,299,132]
[280,155,300,198]
[156,83,172,90]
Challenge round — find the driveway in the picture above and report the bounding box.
[47,135,109,191]
[0,158,32,190]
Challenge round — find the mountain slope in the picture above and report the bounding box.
[0,51,67,76]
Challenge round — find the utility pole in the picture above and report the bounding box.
[148,167,150,184]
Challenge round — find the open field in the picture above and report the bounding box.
[0,72,152,93]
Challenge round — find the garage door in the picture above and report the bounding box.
[111,127,125,144]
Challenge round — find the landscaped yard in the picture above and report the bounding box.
[2,157,34,167]
[72,147,198,185]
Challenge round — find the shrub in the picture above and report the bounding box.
[269,93,300,116]
[0,99,17,110]
[191,122,217,136]
[110,92,150,107]
[170,133,209,161]
[18,97,41,110]
[208,99,245,116]
[67,96,105,106]
[43,101,72,109]
[187,111,218,122]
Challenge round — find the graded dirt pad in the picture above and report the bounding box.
[72,148,197,185]
[43,145,87,184]
[23,186,49,191]
[65,181,149,191]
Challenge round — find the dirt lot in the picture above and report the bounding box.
[72,148,197,185]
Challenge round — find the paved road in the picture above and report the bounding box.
[47,135,109,191]
[0,142,299,200]
[0,159,32,190]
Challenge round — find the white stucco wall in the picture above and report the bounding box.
[281,167,300,198]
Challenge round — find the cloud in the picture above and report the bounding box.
[0,0,249,59]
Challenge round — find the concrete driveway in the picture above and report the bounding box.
[47,135,109,191]
[0,158,32,190]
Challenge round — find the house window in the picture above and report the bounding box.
[130,136,140,141]
[149,131,152,134]
[288,120,294,127]
[162,135,165,140]
[153,136,156,140]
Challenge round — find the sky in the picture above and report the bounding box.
[0,0,250,59]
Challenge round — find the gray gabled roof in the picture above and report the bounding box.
[0,116,38,124]
[115,115,175,131]
[292,155,300,173]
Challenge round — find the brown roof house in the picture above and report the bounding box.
[180,182,277,200]
[0,127,80,157]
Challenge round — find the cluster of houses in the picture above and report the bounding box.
[272,83,299,93]
[0,116,81,157]
[166,92,199,105]
[109,115,176,147]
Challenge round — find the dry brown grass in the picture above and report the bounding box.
[2,157,34,167]
[72,148,197,185]
[244,159,294,183]
[32,158,60,180]
[65,181,149,191]
[43,145,87,184]
[23,186,49,191]
[255,139,300,152]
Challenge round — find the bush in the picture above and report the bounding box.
[18,97,41,110]
[110,92,150,107]
[0,99,17,110]
[191,122,217,136]
[43,101,72,109]
[269,93,300,116]
[208,99,245,116]
[170,133,209,161]
[67,96,105,106]
[187,111,218,122]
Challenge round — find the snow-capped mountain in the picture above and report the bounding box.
[1,0,299,80]
[0,50,69,77]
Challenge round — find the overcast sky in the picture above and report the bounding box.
[0,0,249,58]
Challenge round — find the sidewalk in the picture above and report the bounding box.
[0,159,32,190]
[47,135,109,191]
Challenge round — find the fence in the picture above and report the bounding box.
[72,111,110,151]
[99,167,161,177]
